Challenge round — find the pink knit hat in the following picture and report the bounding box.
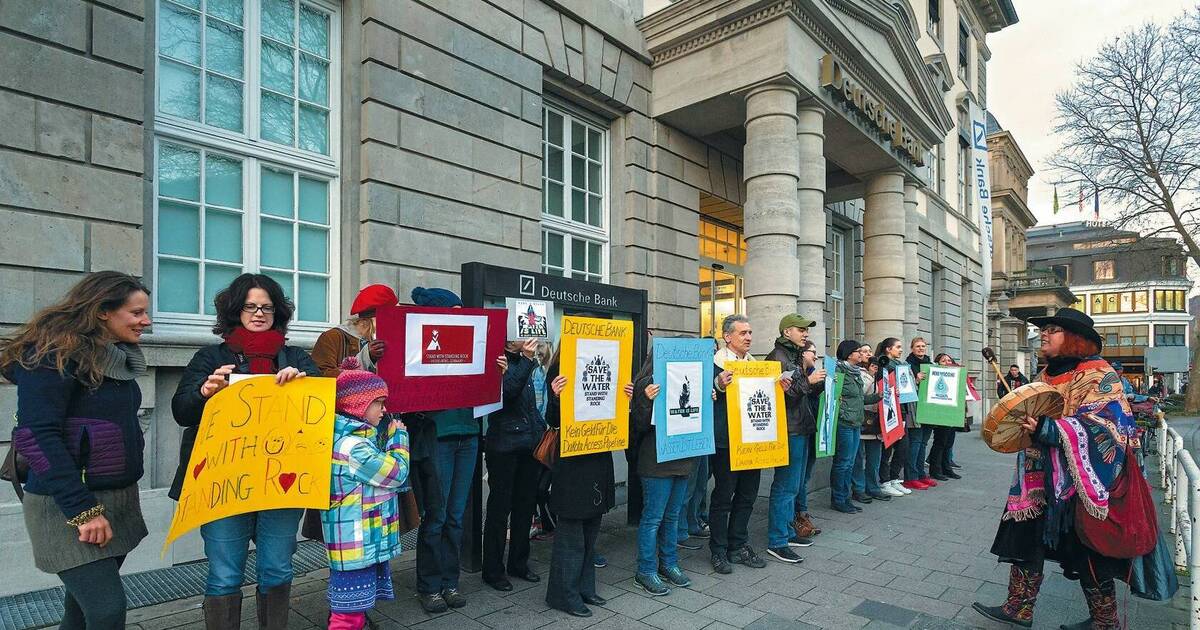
[336,358,389,418]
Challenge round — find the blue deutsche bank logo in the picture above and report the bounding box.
[972,120,987,150]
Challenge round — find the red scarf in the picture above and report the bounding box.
[223,328,286,374]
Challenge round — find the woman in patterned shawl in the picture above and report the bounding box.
[972,308,1142,630]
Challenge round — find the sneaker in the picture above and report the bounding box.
[767,546,804,563]
[689,524,711,538]
[881,482,905,497]
[868,491,892,501]
[677,537,703,550]
[592,553,608,568]
[851,491,873,504]
[711,552,733,574]
[893,480,913,495]
[441,588,467,609]
[417,592,448,614]
[729,545,767,568]
[634,572,670,596]
[831,501,858,514]
[658,565,691,588]
[920,477,939,487]
[787,534,814,547]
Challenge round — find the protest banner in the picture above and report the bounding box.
[560,316,634,457]
[815,356,840,458]
[915,364,967,427]
[879,370,905,447]
[651,338,715,462]
[725,361,788,471]
[895,363,918,404]
[375,305,506,413]
[164,376,336,550]
[505,297,556,341]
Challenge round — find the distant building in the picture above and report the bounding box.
[1026,221,1191,391]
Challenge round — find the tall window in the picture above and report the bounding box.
[541,103,608,283]
[1155,289,1187,312]
[977,50,987,107]
[830,229,848,344]
[1093,259,1115,281]
[927,0,942,42]
[1163,256,1182,277]
[957,20,970,82]
[957,139,970,214]
[154,0,339,328]
[930,266,945,345]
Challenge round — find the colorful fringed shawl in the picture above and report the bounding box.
[1003,357,1139,525]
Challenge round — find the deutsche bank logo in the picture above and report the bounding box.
[972,120,987,150]
[519,275,535,296]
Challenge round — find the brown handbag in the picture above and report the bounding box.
[534,428,560,468]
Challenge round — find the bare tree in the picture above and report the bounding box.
[1049,16,1200,411]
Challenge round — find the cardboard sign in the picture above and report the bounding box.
[376,305,506,412]
[651,338,715,462]
[560,316,634,457]
[505,297,556,341]
[725,361,788,471]
[879,370,906,448]
[164,376,336,550]
[815,356,840,458]
[894,363,918,404]
[915,364,967,427]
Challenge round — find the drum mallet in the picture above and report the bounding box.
[982,347,1013,395]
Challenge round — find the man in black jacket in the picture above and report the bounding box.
[998,365,1029,397]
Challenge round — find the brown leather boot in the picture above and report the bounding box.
[794,513,820,537]
[203,593,243,630]
[972,564,1043,628]
[256,583,291,630]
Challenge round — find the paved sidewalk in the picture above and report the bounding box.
[111,430,1190,630]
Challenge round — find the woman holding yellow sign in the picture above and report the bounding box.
[169,274,319,629]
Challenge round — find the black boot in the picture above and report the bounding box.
[972,564,1043,629]
[256,583,290,630]
[204,593,243,630]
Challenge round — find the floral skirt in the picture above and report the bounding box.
[328,562,394,613]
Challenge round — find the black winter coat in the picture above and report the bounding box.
[764,340,819,436]
[545,363,615,520]
[169,342,319,499]
[483,351,545,454]
[631,372,697,478]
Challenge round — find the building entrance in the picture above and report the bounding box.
[698,198,746,339]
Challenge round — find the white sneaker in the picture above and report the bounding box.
[881,481,904,497]
[891,480,913,495]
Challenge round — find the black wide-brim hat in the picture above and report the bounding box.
[1028,307,1104,350]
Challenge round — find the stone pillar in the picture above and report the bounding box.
[902,182,920,343]
[742,84,800,355]
[863,172,906,344]
[796,104,828,354]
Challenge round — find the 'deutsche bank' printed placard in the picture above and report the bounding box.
[560,316,633,457]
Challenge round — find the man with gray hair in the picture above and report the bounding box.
[707,314,792,573]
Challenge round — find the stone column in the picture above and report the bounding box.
[796,104,828,353]
[742,84,800,355]
[902,182,920,343]
[863,172,906,344]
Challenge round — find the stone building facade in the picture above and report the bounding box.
[0,0,1014,591]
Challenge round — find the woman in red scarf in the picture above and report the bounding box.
[169,274,319,629]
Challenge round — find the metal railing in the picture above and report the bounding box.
[1007,268,1071,292]
[1157,416,1200,629]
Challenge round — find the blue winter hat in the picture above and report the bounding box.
[411,286,462,308]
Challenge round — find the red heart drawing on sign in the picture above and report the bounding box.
[192,459,207,479]
[279,472,297,493]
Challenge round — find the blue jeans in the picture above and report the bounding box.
[768,434,809,548]
[677,456,709,539]
[201,508,303,596]
[638,476,688,575]
[829,426,860,506]
[853,439,883,494]
[907,426,933,480]
[793,436,815,514]
[416,435,478,593]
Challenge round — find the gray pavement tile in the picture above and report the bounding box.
[849,599,921,626]
[870,548,922,565]
[935,587,983,608]
[412,611,491,630]
[702,622,740,630]
[844,583,962,620]
[660,584,720,612]
[811,537,876,556]
[913,556,968,574]
[798,587,868,611]
[642,605,718,630]
[451,590,514,619]
[474,604,548,629]
[821,529,869,543]
[745,613,822,630]
[499,582,552,611]
[598,591,669,620]
[797,605,871,629]
[538,605,616,629]
[862,621,908,630]
[876,560,932,581]
[839,565,897,588]
[699,580,768,605]
[587,614,656,630]
[908,612,976,629]
[747,592,815,620]
[922,570,983,592]
[833,551,886,570]
[885,575,948,599]
[698,599,766,626]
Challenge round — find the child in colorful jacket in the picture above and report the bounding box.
[322,359,410,630]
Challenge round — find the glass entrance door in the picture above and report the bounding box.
[700,266,743,339]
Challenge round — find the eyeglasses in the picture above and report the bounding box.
[1041,325,1064,335]
[242,304,275,314]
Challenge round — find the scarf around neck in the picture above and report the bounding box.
[100,343,147,381]
[224,328,286,374]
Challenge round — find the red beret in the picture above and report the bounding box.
[350,284,398,315]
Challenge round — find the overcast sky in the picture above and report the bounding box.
[988,0,1195,227]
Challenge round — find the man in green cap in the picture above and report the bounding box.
[763,314,826,562]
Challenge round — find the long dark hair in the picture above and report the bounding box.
[211,273,294,336]
[874,337,900,369]
[0,271,149,387]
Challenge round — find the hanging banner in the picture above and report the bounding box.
[504,297,556,341]
[560,316,634,457]
[164,376,336,550]
[651,338,715,462]
[376,305,506,413]
[879,371,905,448]
[894,363,919,404]
[726,361,788,470]
[815,356,841,458]
[916,364,967,427]
[969,100,994,299]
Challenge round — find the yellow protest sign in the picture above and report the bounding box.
[164,376,336,550]
[725,361,788,471]
[559,316,633,457]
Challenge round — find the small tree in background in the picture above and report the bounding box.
[1050,15,1200,411]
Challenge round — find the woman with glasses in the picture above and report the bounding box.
[169,273,319,629]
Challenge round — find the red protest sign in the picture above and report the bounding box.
[375,305,506,412]
[879,370,906,448]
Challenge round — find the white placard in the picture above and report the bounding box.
[404,313,489,377]
[926,365,961,407]
[738,376,778,444]
[662,361,703,436]
[574,338,619,421]
[505,297,555,341]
